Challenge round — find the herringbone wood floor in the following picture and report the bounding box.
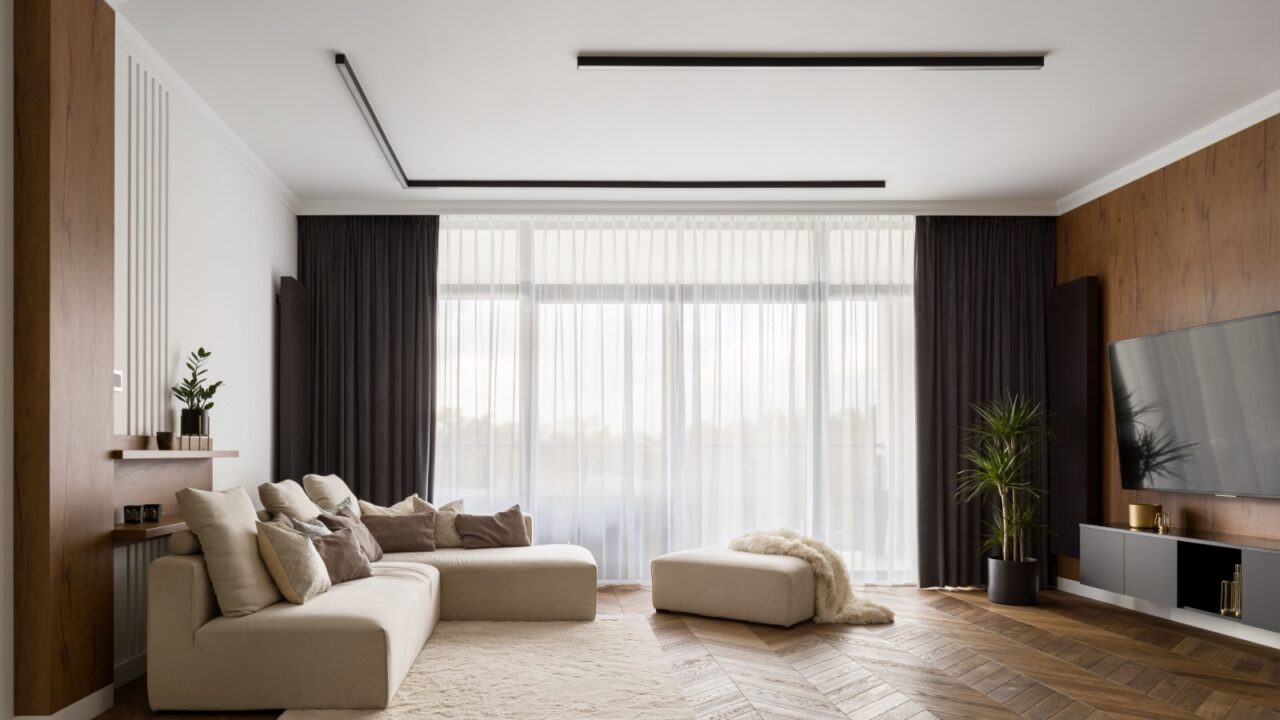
[104,587,1279,720]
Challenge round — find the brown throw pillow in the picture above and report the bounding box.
[362,510,437,552]
[311,528,374,585]
[455,505,531,549]
[317,508,384,561]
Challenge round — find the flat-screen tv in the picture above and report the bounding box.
[1109,311,1280,499]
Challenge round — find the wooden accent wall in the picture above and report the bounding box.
[14,0,117,714]
[1057,114,1280,560]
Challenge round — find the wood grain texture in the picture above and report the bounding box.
[103,586,1280,720]
[1057,114,1280,567]
[14,0,117,713]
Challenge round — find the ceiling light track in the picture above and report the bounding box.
[334,53,886,191]
[577,54,1046,70]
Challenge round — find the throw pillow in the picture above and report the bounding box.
[434,499,466,548]
[303,473,361,518]
[312,528,374,584]
[362,510,437,552]
[256,521,331,603]
[176,486,282,617]
[258,479,323,522]
[289,515,332,539]
[317,507,384,561]
[357,494,432,517]
[455,504,531,549]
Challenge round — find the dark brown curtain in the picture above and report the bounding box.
[298,215,439,505]
[915,216,1056,588]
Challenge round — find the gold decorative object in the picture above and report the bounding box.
[1128,503,1161,529]
[1154,511,1172,533]
[1220,564,1242,618]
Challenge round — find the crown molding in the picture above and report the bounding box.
[1056,90,1280,215]
[114,16,300,212]
[297,198,1058,216]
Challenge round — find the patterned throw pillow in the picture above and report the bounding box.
[256,520,331,603]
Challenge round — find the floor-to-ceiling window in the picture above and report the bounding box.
[436,215,916,584]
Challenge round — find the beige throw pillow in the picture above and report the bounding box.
[176,487,281,617]
[357,494,431,517]
[434,499,466,548]
[455,504,531,549]
[256,521,331,603]
[258,480,323,522]
[303,474,360,518]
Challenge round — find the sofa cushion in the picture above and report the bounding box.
[176,487,281,617]
[161,563,440,710]
[380,544,596,620]
[256,520,331,603]
[303,474,360,518]
[363,512,436,552]
[433,499,465,548]
[258,480,323,522]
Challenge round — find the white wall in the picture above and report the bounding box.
[165,99,296,492]
[1,0,13,715]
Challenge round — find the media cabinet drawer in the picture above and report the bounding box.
[1080,525,1124,594]
[1124,533,1177,606]
[1242,550,1280,633]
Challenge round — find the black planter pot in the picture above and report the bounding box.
[180,408,209,436]
[988,557,1039,605]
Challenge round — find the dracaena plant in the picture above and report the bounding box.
[956,392,1049,563]
[171,347,223,411]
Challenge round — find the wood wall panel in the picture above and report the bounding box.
[14,0,117,713]
[1057,115,1280,552]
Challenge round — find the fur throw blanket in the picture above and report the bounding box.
[729,529,894,625]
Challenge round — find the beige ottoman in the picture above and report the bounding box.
[651,545,815,627]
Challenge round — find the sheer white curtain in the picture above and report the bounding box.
[436,215,916,584]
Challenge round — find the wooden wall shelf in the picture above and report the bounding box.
[111,449,239,460]
[113,517,187,546]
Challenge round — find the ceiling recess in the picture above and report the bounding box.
[576,54,1046,70]
[334,53,888,190]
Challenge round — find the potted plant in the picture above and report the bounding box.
[171,347,223,436]
[957,392,1049,605]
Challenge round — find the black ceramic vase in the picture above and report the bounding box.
[988,557,1039,605]
[180,408,209,436]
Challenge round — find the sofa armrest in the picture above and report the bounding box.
[524,513,533,542]
[149,554,218,654]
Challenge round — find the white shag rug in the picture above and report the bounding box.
[730,528,895,625]
[281,617,693,720]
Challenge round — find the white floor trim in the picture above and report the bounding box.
[1057,577,1280,650]
[14,684,113,720]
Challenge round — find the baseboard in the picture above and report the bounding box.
[114,652,146,688]
[14,684,113,720]
[1057,577,1280,650]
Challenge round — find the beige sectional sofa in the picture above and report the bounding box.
[148,516,598,710]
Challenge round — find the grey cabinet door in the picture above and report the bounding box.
[1242,549,1280,633]
[1080,526,1124,593]
[1124,533,1177,605]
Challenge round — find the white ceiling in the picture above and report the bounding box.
[119,0,1280,211]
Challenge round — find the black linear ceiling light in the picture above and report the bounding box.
[577,54,1046,70]
[334,53,886,190]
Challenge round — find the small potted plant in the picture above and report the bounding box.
[957,392,1049,605]
[171,347,223,436]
